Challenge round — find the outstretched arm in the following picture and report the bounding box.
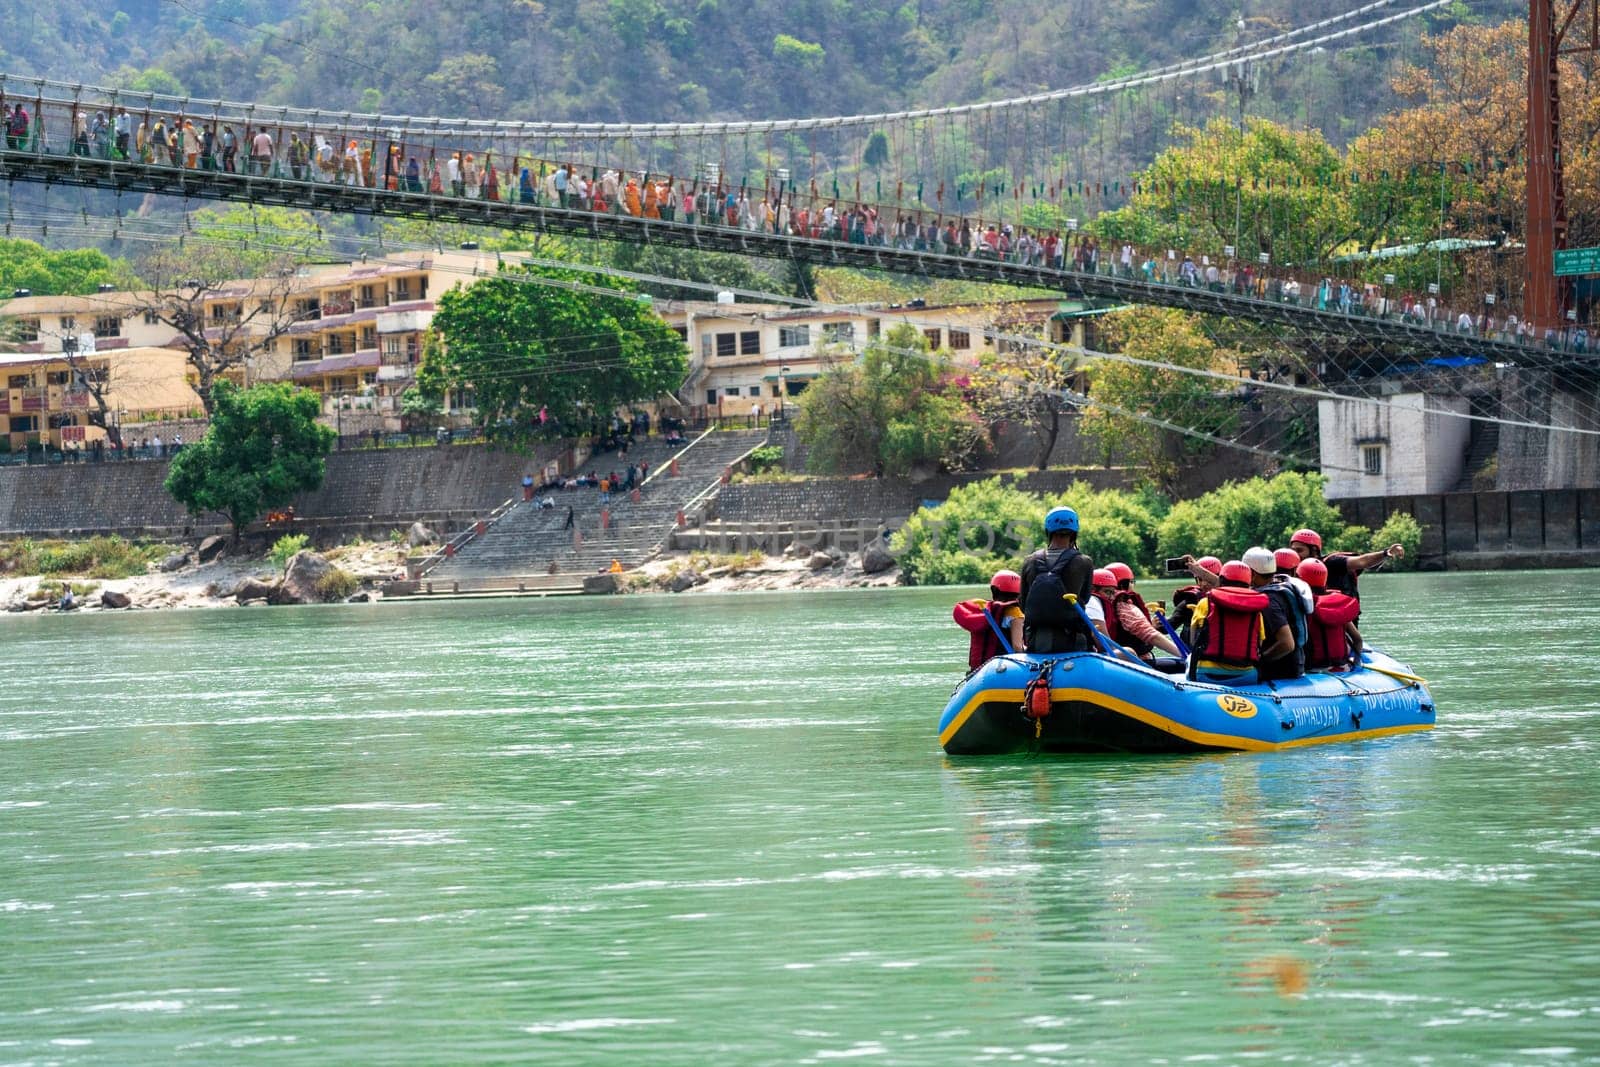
[1346,544,1405,575]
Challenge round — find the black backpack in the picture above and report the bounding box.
[1024,548,1088,630]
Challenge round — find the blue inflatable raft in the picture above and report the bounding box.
[939,649,1436,755]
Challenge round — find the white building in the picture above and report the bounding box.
[1318,392,1470,498]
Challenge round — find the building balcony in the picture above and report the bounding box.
[289,350,381,382]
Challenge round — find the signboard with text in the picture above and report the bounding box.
[1554,246,1600,276]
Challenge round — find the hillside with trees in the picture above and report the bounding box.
[3,0,1521,140]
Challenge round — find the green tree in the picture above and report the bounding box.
[1092,118,1358,269]
[1080,308,1239,490]
[185,206,331,276]
[164,381,336,540]
[429,265,686,439]
[794,324,985,477]
[0,238,138,295]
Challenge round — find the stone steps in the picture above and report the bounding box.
[430,430,765,579]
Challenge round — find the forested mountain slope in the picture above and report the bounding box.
[2,0,1520,139]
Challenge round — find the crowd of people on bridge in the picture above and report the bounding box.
[955,506,1404,686]
[7,95,1595,349]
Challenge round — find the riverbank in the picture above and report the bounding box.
[0,540,901,613]
[622,546,903,595]
[0,540,412,614]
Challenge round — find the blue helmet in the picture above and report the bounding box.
[1044,506,1079,534]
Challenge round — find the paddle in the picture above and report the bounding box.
[1064,594,1136,661]
[1154,608,1190,658]
[981,603,1016,655]
[1362,662,1428,685]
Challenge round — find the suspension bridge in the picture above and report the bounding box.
[0,0,1588,369]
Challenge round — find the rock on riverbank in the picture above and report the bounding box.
[625,547,903,594]
[0,540,410,613]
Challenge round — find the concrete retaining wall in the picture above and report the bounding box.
[713,468,1135,527]
[0,442,560,538]
[1335,489,1600,569]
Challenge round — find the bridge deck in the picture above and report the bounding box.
[0,147,1575,367]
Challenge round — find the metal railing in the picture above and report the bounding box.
[411,494,519,578]
[0,82,1578,368]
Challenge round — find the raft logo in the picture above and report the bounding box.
[1217,694,1258,719]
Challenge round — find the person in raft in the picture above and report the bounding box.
[1185,556,1296,686]
[1286,528,1405,604]
[1019,506,1098,654]
[952,569,1024,668]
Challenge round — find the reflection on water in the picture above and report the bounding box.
[2,574,1598,1063]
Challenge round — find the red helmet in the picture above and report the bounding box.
[990,569,1021,595]
[1195,555,1222,575]
[1106,561,1135,583]
[1291,528,1323,551]
[1220,560,1252,585]
[1296,558,1328,588]
[1274,548,1301,573]
[1092,568,1118,588]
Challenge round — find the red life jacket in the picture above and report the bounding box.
[1091,589,1121,640]
[1304,590,1360,669]
[1196,587,1269,667]
[1101,589,1154,657]
[953,598,1017,669]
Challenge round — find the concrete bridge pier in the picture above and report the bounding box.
[1495,369,1600,491]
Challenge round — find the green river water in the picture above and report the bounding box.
[1,571,1597,1064]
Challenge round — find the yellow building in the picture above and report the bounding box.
[655,297,1107,421]
[0,347,205,452]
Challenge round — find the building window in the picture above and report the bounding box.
[923,328,941,350]
[293,339,315,361]
[384,337,401,360]
[8,415,37,433]
[46,370,70,386]
[739,330,761,355]
[94,316,121,338]
[715,333,737,358]
[59,316,76,334]
[779,325,810,348]
[1362,445,1384,476]
[16,318,39,342]
[360,327,377,350]
[705,388,718,405]
[673,326,688,342]
[143,310,161,326]
[9,374,31,389]
[392,279,412,302]
[701,335,713,360]
[949,329,971,350]
[823,322,855,342]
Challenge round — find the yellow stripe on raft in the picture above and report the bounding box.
[938,686,1433,752]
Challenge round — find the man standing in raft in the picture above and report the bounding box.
[1019,506,1098,654]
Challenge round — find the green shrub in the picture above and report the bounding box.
[314,567,360,601]
[0,535,164,579]
[1156,472,1347,560]
[269,533,310,571]
[892,477,1165,585]
[1372,512,1423,570]
[746,444,785,474]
